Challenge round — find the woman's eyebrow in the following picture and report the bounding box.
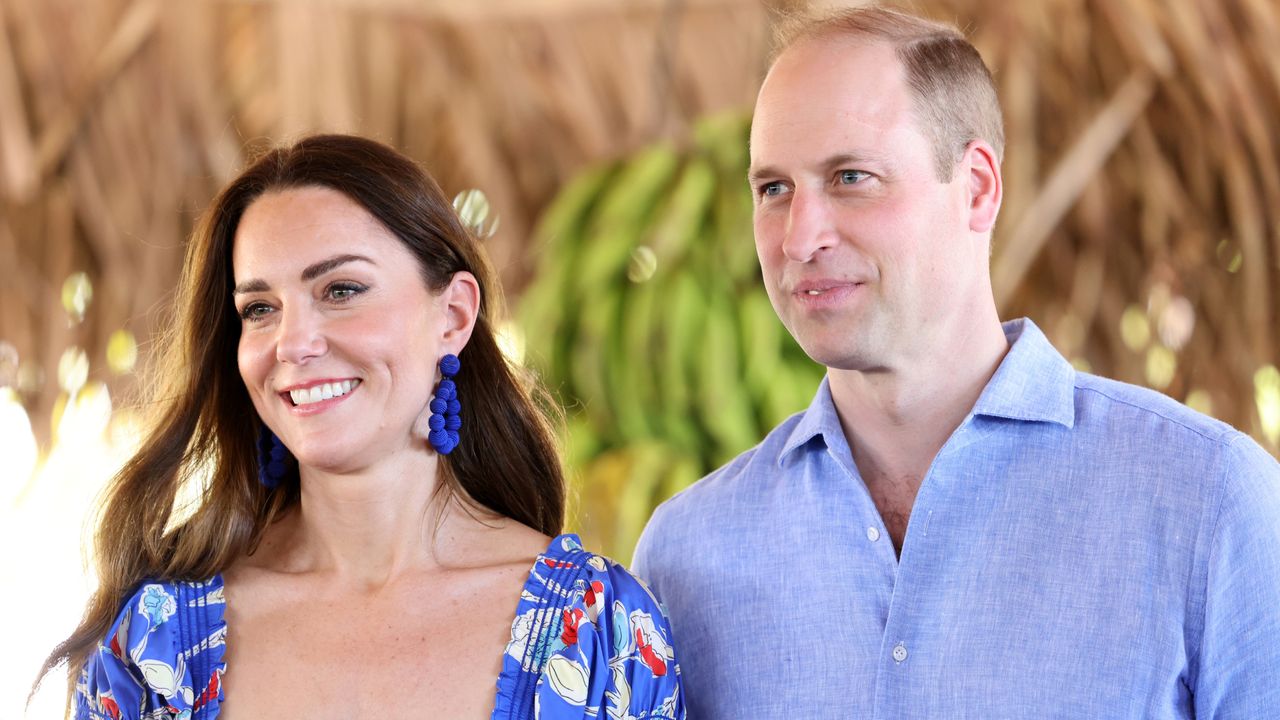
[301,253,375,281]
[233,278,268,295]
[234,253,376,295]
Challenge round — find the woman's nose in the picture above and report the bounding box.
[274,306,327,365]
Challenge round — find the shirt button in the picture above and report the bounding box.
[892,643,908,663]
[867,526,880,542]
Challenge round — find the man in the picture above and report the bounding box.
[632,6,1280,718]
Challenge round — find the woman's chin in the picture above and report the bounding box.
[289,443,367,476]
[289,439,430,478]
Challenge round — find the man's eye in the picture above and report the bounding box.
[839,170,868,184]
[760,182,786,197]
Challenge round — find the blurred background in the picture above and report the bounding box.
[2,0,1279,715]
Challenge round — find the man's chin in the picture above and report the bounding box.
[782,315,872,366]
[792,338,883,373]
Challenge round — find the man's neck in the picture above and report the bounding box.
[827,319,1010,552]
[830,319,1009,471]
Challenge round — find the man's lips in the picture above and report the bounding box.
[785,280,867,311]
[790,280,865,297]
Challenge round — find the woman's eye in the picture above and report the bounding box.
[239,303,272,321]
[839,170,868,185]
[327,282,366,301]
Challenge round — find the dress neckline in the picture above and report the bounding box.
[207,532,585,720]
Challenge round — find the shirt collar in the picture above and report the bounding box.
[777,317,1075,465]
[972,318,1076,428]
[778,375,845,464]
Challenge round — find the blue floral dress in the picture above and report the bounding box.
[75,534,683,719]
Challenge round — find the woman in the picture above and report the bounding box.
[39,135,683,719]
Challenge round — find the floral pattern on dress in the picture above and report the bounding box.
[74,535,682,720]
[76,581,226,720]
[497,535,684,719]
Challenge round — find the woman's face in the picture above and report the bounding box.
[231,185,469,473]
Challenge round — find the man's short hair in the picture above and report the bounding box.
[774,6,1005,181]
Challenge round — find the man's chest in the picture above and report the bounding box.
[671,480,1199,719]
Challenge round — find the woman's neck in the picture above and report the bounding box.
[265,448,449,589]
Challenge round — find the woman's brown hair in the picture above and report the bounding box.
[37,134,566,700]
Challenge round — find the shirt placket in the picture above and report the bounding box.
[869,419,980,719]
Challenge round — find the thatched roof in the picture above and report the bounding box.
[1,0,1278,452]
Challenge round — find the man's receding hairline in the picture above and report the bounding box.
[768,6,964,62]
[768,17,966,96]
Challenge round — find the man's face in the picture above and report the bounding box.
[750,37,990,373]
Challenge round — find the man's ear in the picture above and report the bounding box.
[439,270,481,353]
[965,140,1002,234]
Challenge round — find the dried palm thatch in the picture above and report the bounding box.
[0,0,772,445]
[0,0,1277,459]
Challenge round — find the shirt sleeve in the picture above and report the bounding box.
[1193,435,1280,718]
[535,554,685,719]
[74,580,226,720]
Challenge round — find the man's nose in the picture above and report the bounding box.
[275,306,327,365]
[782,188,838,263]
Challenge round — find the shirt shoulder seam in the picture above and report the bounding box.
[1074,382,1239,445]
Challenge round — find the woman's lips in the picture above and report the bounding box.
[276,378,362,415]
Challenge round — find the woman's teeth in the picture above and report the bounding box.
[290,379,359,406]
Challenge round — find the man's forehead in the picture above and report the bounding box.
[765,34,903,89]
[750,38,911,160]
[761,39,907,115]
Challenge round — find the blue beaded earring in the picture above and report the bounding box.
[257,425,291,488]
[428,353,462,455]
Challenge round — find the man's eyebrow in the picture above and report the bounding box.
[747,165,782,184]
[232,253,376,295]
[748,153,889,184]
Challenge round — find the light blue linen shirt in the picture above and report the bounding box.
[633,318,1280,719]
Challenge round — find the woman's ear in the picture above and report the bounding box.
[439,270,481,353]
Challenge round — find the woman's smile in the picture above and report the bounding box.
[278,377,363,414]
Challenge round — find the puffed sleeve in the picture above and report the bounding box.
[535,554,684,719]
[1192,435,1280,718]
[74,579,227,720]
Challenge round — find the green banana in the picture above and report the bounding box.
[648,156,717,268]
[569,287,622,432]
[611,275,660,440]
[740,289,784,405]
[659,269,708,459]
[575,145,681,293]
[522,162,618,384]
[698,287,763,463]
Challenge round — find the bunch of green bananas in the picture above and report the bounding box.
[519,112,825,558]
